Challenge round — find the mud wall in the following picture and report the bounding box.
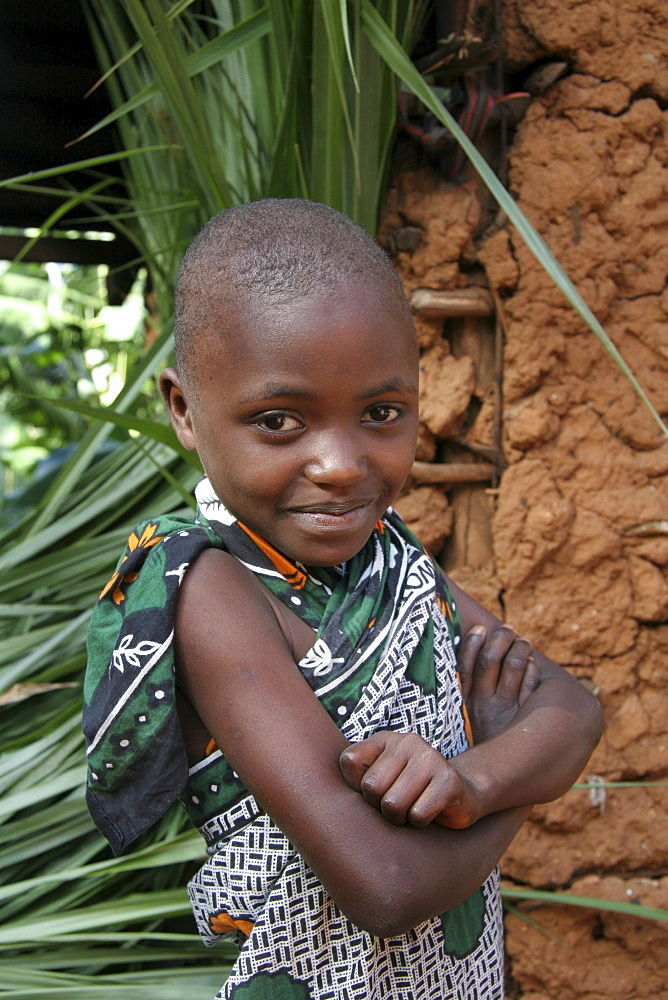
[381,1,668,996]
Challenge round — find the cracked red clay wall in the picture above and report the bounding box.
[489,4,668,995]
[384,1,668,996]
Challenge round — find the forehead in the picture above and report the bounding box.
[195,280,418,385]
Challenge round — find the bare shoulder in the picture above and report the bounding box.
[173,548,291,760]
[175,547,317,695]
[176,546,278,641]
[176,550,275,701]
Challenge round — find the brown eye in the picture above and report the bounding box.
[363,405,401,424]
[256,413,301,432]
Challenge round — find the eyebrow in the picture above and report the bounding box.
[238,384,311,405]
[240,377,418,405]
[360,378,418,398]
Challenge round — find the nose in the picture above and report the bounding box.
[303,431,367,487]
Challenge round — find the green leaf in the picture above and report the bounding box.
[72,8,271,145]
[0,148,180,189]
[32,397,200,469]
[0,767,86,824]
[0,180,113,284]
[502,886,668,923]
[0,831,204,903]
[0,890,191,943]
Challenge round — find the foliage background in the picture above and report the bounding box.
[0,4,431,995]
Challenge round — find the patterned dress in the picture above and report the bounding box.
[83,479,504,1000]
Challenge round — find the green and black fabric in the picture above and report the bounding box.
[83,477,503,1000]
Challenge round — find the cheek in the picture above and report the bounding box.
[211,447,298,504]
[386,426,418,478]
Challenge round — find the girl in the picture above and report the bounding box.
[84,199,602,999]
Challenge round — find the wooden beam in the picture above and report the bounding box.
[410,286,494,318]
[410,461,496,485]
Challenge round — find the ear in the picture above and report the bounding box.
[160,367,197,451]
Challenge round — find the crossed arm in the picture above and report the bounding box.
[341,578,603,831]
[174,549,603,938]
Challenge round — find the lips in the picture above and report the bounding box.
[291,500,374,515]
[287,499,375,530]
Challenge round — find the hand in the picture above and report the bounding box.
[458,625,540,744]
[339,731,481,830]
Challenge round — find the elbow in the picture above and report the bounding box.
[555,670,605,757]
[332,863,437,940]
[356,898,413,940]
[324,841,488,939]
[582,685,605,753]
[594,696,605,743]
[346,878,470,940]
[345,895,416,940]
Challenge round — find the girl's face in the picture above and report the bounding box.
[162,281,419,567]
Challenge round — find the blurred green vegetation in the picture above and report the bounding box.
[0,256,153,506]
[0,3,431,995]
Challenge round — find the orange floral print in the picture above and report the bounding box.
[210,910,254,937]
[100,523,165,605]
[238,522,307,589]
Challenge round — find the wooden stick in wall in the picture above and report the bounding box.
[409,287,494,318]
[410,461,496,484]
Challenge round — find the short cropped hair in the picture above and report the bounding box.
[174,198,410,384]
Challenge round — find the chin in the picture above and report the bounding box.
[296,537,372,568]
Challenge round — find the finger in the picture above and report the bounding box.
[378,756,435,826]
[495,637,533,700]
[470,625,517,697]
[405,765,464,828]
[339,733,389,791]
[357,733,427,810]
[457,625,487,700]
[518,655,541,705]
